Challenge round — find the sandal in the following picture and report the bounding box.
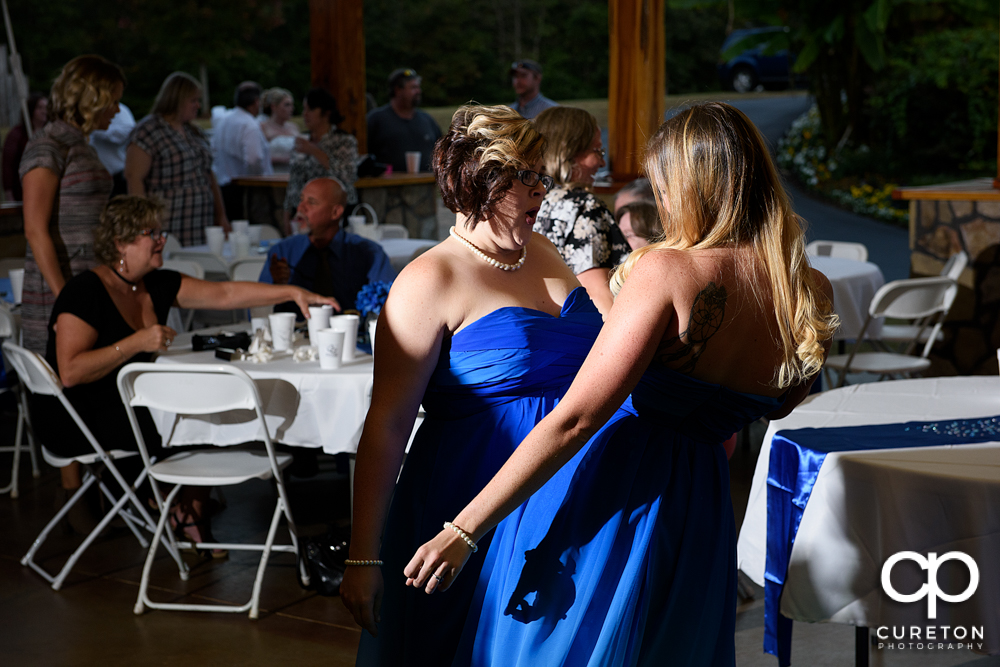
[169,508,229,560]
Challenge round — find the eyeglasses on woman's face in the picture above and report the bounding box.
[138,228,168,242]
[591,147,606,158]
[517,169,554,191]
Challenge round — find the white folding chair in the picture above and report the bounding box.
[161,260,206,331]
[825,276,957,388]
[162,234,183,259]
[878,251,968,347]
[230,257,267,282]
[0,305,38,497]
[4,342,179,590]
[118,362,307,619]
[377,224,409,240]
[250,224,281,240]
[168,250,232,281]
[806,240,869,262]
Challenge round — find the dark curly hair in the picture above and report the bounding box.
[303,87,345,126]
[434,104,546,228]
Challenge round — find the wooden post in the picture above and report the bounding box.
[608,0,665,181]
[995,32,999,188]
[310,0,367,153]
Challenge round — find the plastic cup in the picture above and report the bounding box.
[251,316,270,338]
[231,220,250,236]
[368,317,378,355]
[347,215,367,233]
[316,329,345,369]
[232,232,250,259]
[8,268,24,304]
[405,151,421,174]
[268,312,297,351]
[329,314,359,362]
[205,226,225,256]
[248,225,262,245]
[307,305,333,345]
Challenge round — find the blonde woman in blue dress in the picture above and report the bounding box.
[406,102,839,666]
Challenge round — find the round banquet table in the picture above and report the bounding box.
[808,255,885,341]
[738,377,1000,655]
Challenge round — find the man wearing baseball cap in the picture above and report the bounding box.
[366,68,442,173]
[509,60,558,119]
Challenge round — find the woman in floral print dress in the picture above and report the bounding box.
[532,107,630,316]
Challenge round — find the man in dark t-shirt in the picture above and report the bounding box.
[366,68,442,173]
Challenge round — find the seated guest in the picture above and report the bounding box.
[33,194,335,538]
[261,177,395,314]
[283,88,358,234]
[1,92,47,201]
[615,200,661,250]
[259,87,299,171]
[366,68,442,173]
[509,59,558,119]
[613,176,653,214]
[212,81,273,220]
[90,102,136,196]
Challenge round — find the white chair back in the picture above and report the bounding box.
[230,257,266,282]
[869,276,957,322]
[250,224,282,240]
[123,363,262,416]
[161,259,205,280]
[163,234,183,259]
[940,250,968,281]
[2,342,62,397]
[806,240,869,262]
[168,250,231,280]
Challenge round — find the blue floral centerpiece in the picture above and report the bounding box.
[355,280,392,354]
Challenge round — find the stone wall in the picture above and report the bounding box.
[910,198,1000,375]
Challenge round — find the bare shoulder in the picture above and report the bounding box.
[389,242,456,307]
[809,267,835,302]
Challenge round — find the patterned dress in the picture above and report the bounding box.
[533,186,630,275]
[284,127,358,211]
[19,120,112,353]
[129,115,216,246]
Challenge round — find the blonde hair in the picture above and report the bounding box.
[611,103,838,388]
[435,104,546,227]
[532,106,599,189]
[262,87,293,116]
[49,55,126,135]
[150,72,201,117]
[94,196,165,266]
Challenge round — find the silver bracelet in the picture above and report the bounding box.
[443,521,478,553]
[114,345,127,362]
[344,559,383,567]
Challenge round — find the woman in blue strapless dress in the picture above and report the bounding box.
[341,105,603,667]
[406,103,841,666]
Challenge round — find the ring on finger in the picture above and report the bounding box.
[165,339,172,346]
[433,574,444,583]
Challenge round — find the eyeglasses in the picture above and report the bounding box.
[139,228,168,241]
[517,170,554,190]
[592,147,606,158]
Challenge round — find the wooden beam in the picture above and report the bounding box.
[608,0,665,181]
[310,0,367,153]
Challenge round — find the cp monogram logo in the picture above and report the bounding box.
[881,551,979,619]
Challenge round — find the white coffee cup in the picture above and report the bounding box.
[205,226,225,256]
[268,312,297,351]
[232,232,250,259]
[8,268,24,304]
[248,225,262,245]
[368,317,378,355]
[329,314,359,362]
[231,220,250,236]
[307,305,333,344]
[405,151,421,174]
[315,329,345,369]
[347,215,367,233]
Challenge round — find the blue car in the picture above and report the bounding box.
[717,26,803,93]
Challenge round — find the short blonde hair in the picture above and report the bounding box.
[49,55,126,135]
[94,196,164,266]
[532,106,599,189]
[434,104,546,227]
[262,87,293,116]
[150,72,201,117]
[611,103,838,388]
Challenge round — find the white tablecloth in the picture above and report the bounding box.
[809,255,885,341]
[737,377,1000,650]
[150,331,374,454]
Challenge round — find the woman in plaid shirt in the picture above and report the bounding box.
[125,72,229,246]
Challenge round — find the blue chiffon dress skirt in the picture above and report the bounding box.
[454,365,784,667]
[356,288,603,667]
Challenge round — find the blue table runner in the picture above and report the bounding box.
[765,416,1000,665]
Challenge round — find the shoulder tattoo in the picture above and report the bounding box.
[654,282,727,373]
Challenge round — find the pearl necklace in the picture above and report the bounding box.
[449,227,527,271]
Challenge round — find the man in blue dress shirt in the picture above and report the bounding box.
[259,177,395,315]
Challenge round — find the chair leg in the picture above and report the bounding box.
[21,472,98,583]
[19,388,40,479]
[136,484,184,615]
[249,498,284,620]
